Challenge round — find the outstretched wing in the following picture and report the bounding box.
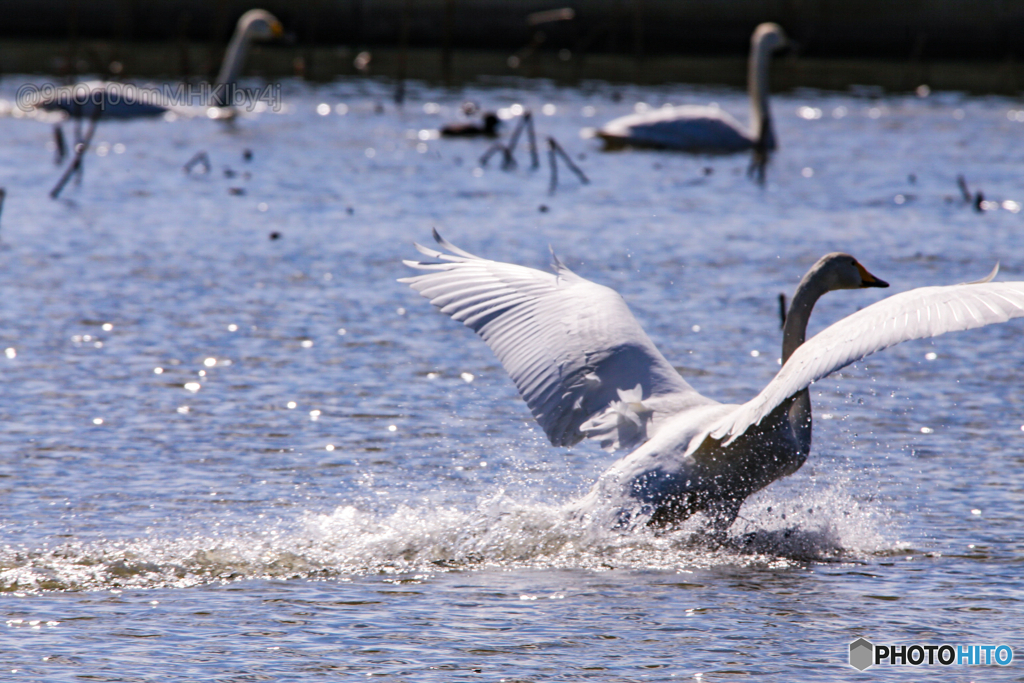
[701,279,1024,449]
[400,231,712,449]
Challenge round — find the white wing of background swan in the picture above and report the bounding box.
[400,231,713,450]
[701,279,1024,450]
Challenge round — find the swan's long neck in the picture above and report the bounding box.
[780,266,828,459]
[781,267,830,364]
[747,36,775,149]
[213,19,257,99]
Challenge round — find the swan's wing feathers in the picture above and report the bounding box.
[402,234,707,449]
[706,281,1024,447]
[600,106,752,151]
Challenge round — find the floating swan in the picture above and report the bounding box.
[36,9,282,120]
[596,23,787,153]
[402,231,1024,530]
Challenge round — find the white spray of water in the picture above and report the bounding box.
[0,473,904,593]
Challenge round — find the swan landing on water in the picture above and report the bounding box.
[36,9,282,120]
[401,231,1024,531]
[596,23,787,153]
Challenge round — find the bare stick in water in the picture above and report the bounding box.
[50,107,101,199]
[184,151,212,174]
[547,138,559,195]
[479,142,508,168]
[525,111,539,169]
[549,136,589,184]
[53,125,67,164]
[502,114,528,170]
[956,174,972,202]
[0,187,6,241]
[778,293,787,328]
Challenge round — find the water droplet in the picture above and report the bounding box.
[326,444,335,451]
[184,382,201,393]
[102,323,113,331]
[204,357,217,367]
[301,340,313,348]
[286,402,297,409]
[920,426,933,434]
[154,367,163,374]
[92,418,103,425]
[925,352,937,361]
[4,348,16,359]
[460,372,475,383]
[387,424,397,432]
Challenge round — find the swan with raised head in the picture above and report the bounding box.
[596,23,787,153]
[401,231,1024,530]
[36,9,283,120]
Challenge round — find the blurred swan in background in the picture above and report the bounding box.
[596,23,788,153]
[402,231,1024,531]
[35,9,282,120]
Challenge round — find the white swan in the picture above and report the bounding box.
[401,231,1024,530]
[36,9,282,120]
[596,23,787,153]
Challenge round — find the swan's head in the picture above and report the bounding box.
[237,9,284,41]
[816,253,889,291]
[752,23,788,53]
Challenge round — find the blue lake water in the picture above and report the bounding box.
[0,76,1022,681]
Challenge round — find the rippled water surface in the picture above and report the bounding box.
[1,77,1023,681]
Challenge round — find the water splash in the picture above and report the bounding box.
[0,479,901,593]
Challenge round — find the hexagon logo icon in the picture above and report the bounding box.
[849,638,874,671]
